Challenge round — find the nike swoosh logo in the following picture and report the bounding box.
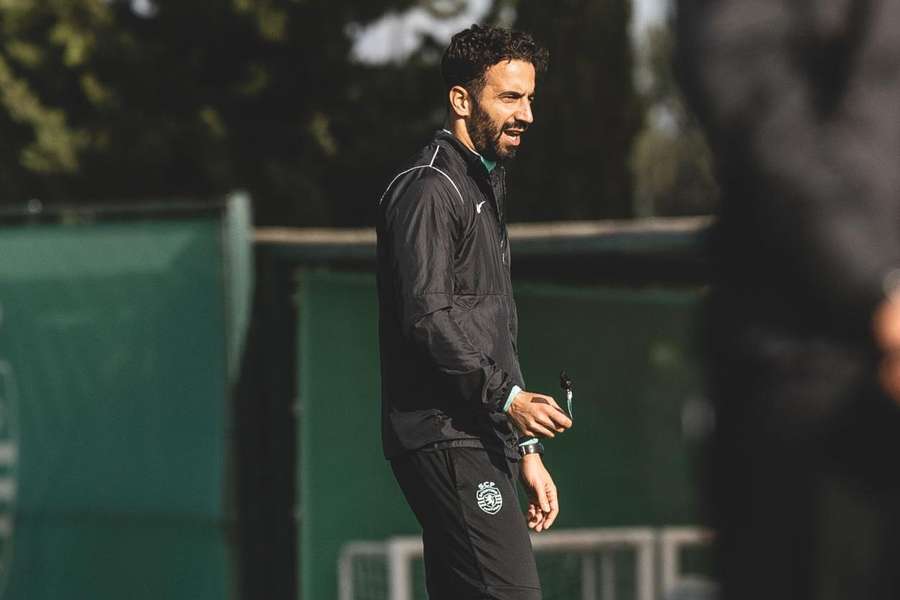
[476,201,486,214]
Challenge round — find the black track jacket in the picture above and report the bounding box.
[376,130,524,460]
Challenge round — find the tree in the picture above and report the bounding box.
[511,0,641,221]
[0,0,423,225]
[0,0,650,226]
[630,23,718,217]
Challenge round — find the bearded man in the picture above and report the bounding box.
[375,24,572,600]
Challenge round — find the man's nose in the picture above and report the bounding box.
[516,100,534,124]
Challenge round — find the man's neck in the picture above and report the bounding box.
[443,124,497,173]
[447,120,476,154]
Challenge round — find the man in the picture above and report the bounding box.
[375,25,572,600]
[677,1,900,598]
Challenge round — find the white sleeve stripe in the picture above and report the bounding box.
[378,165,430,206]
[377,146,465,206]
[428,165,465,204]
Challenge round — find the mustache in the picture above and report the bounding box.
[503,120,529,133]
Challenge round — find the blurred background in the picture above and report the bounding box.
[0,0,716,223]
[0,1,720,599]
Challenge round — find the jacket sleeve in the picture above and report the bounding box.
[385,175,517,413]
[678,0,900,331]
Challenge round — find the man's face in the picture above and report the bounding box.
[468,59,536,161]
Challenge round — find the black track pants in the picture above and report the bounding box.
[391,447,542,600]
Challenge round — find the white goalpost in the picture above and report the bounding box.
[338,527,713,600]
[658,527,715,599]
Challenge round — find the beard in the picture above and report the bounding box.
[469,97,526,162]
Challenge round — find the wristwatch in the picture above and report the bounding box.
[518,441,545,457]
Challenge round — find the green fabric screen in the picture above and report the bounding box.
[296,269,705,600]
[0,199,251,600]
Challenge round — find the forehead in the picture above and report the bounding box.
[482,59,536,94]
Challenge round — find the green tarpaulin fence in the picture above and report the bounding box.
[0,196,252,600]
[295,270,706,600]
[0,203,708,599]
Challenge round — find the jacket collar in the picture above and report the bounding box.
[436,129,496,179]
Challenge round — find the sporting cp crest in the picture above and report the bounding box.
[476,481,502,515]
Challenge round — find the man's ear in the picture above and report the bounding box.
[448,85,471,118]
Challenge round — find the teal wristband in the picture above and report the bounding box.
[502,385,523,412]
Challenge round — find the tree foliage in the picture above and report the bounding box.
[630,23,717,217]
[511,0,640,220]
[0,0,647,225]
[0,0,423,224]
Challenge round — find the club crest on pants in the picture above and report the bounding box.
[476,481,502,515]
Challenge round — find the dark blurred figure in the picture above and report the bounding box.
[677,1,900,599]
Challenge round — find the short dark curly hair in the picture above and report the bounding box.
[441,24,549,97]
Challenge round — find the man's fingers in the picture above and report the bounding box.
[547,409,572,430]
[537,406,571,432]
[527,503,544,530]
[527,419,556,438]
[542,396,572,423]
[543,395,564,411]
[530,397,570,424]
[536,413,560,432]
[539,489,550,513]
[533,395,568,417]
[511,390,573,439]
[543,485,559,529]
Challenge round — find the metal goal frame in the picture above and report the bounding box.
[338,527,713,600]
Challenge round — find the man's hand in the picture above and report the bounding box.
[874,296,900,403]
[508,390,572,438]
[520,454,558,532]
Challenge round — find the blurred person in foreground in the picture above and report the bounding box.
[375,25,572,600]
[678,1,900,598]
